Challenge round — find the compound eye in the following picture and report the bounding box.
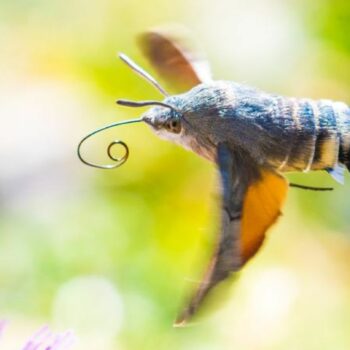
[165,119,181,134]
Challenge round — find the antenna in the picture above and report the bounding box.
[116,99,179,112]
[118,53,169,97]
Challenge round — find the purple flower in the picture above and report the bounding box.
[0,320,7,340]
[0,321,76,350]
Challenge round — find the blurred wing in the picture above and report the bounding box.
[138,27,212,92]
[175,144,288,326]
[241,170,288,263]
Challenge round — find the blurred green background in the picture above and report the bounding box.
[1,0,350,349]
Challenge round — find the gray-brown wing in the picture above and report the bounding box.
[138,27,212,92]
[174,143,288,326]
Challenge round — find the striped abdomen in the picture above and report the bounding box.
[276,97,350,172]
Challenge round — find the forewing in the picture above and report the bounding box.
[138,27,212,92]
[175,144,288,326]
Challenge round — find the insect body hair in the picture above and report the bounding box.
[274,97,350,173]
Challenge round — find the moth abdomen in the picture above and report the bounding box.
[310,100,339,171]
[276,97,350,172]
[276,97,318,172]
[333,101,350,170]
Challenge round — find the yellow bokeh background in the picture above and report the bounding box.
[1,0,350,349]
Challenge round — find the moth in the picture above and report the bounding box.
[78,28,350,326]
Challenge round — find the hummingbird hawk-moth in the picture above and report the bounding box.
[78,28,350,326]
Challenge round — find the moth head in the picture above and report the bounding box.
[142,101,183,134]
[116,98,183,135]
[115,53,186,139]
[77,53,202,170]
